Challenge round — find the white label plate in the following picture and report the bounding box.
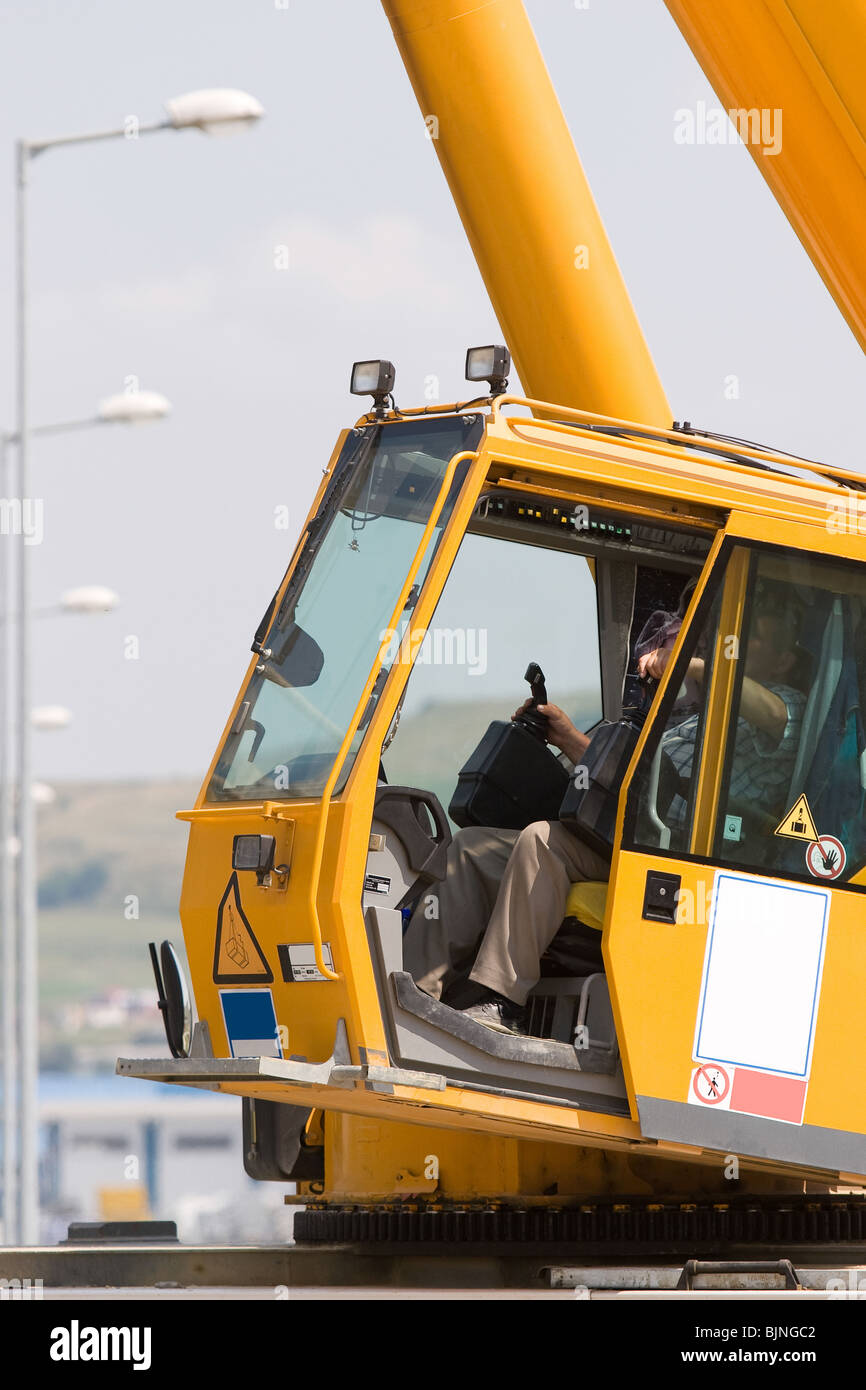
[694,871,829,1078]
[285,942,334,982]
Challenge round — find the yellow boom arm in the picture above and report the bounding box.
[665,0,866,357]
[382,0,672,427]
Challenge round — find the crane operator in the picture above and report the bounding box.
[403,590,808,1036]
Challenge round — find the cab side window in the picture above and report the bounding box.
[627,542,866,887]
[714,551,866,883]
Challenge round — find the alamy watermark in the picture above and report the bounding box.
[50,1321,151,1370]
[379,626,488,677]
[674,101,782,157]
[0,497,43,545]
[826,495,866,535]
[1,1276,43,1300]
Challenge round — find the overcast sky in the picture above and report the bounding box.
[1,0,864,782]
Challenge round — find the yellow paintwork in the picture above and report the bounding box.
[381,0,671,426]
[665,0,866,355]
[805,889,866,1133]
[318,1113,798,1202]
[157,397,866,1199]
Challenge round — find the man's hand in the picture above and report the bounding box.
[638,647,707,688]
[637,646,663,680]
[513,699,589,762]
[638,644,675,680]
[512,697,535,722]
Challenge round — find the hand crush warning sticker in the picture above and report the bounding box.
[213,873,273,984]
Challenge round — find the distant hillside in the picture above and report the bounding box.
[38,778,199,917]
[36,780,198,1068]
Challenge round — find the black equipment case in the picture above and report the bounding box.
[449,663,569,831]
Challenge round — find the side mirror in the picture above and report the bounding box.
[149,941,193,1059]
[258,621,324,688]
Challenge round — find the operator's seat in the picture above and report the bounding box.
[538,880,608,977]
[565,880,608,930]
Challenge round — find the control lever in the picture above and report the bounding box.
[514,661,550,742]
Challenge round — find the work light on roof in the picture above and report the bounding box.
[350,360,395,416]
[465,344,510,395]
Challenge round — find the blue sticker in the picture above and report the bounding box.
[219,988,281,1059]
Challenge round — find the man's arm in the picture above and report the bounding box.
[737,677,789,742]
[638,650,788,742]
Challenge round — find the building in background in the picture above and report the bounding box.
[3,1082,296,1245]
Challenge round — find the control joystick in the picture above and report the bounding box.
[514,661,550,742]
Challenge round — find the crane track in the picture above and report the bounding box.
[294,1196,866,1247]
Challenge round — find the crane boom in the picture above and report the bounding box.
[665,0,866,357]
[381,0,672,426]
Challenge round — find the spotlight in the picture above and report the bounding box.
[465,344,510,394]
[350,360,395,416]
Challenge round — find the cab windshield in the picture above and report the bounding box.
[207,414,483,801]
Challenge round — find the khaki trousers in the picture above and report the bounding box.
[402,820,610,1006]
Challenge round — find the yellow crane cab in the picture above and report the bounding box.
[120,352,866,1228]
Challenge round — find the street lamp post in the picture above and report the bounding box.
[1,427,17,1246]
[1,406,156,1246]
[11,86,263,1246]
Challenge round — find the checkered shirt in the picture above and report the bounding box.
[664,683,806,825]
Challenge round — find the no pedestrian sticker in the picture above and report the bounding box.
[805,835,846,880]
[692,1063,730,1105]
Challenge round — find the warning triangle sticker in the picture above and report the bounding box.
[774,793,818,842]
[213,873,273,984]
